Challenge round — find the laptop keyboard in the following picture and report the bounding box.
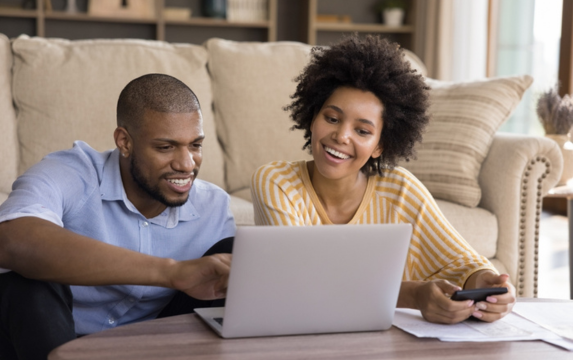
[214,317,224,325]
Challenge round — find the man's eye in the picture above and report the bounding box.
[157,146,172,150]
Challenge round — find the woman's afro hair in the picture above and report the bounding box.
[285,34,430,176]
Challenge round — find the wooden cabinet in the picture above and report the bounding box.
[305,0,417,50]
[0,0,277,43]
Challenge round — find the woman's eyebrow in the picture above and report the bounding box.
[324,105,343,114]
[358,119,376,127]
[325,105,378,127]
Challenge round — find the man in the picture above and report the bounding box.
[0,74,235,360]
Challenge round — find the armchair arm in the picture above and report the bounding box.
[478,133,563,297]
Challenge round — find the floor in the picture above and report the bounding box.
[537,211,570,299]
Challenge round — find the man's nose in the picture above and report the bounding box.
[172,148,195,173]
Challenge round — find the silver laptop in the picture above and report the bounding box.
[195,224,412,338]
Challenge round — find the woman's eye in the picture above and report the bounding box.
[357,129,371,136]
[325,116,337,123]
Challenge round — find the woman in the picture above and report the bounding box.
[251,35,516,324]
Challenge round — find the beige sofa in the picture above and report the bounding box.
[0,34,562,297]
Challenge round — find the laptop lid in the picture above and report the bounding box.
[197,223,412,338]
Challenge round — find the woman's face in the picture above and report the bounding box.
[310,86,383,182]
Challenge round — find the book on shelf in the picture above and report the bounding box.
[163,7,192,21]
[227,0,268,22]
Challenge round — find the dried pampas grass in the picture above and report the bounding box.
[537,86,573,135]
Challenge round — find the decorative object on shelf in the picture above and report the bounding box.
[88,0,155,19]
[201,0,226,18]
[66,0,79,13]
[227,0,267,22]
[163,7,192,20]
[537,86,573,185]
[376,0,406,27]
[316,14,352,24]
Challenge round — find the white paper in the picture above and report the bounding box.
[513,302,573,340]
[393,306,573,351]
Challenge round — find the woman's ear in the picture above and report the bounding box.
[371,144,383,159]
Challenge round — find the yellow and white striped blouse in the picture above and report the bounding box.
[251,160,496,288]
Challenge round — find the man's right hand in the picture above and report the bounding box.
[167,254,232,300]
[0,217,232,298]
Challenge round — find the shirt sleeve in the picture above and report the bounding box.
[250,162,308,226]
[392,170,497,288]
[0,154,98,272]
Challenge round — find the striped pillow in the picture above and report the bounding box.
[399,75,533,208]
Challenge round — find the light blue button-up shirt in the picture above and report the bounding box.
[0,141,236,334]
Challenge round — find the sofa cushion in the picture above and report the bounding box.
[435,199,497,259]
[399,75,533,207]
[229,195,255,226]
[11,36,225,188]
[206,38,314,194]
[0,34,18,194]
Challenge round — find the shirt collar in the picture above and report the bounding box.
[99,149,198,227]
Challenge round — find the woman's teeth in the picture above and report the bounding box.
[325,146,349,159]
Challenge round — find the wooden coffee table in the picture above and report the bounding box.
[49,299,573,360]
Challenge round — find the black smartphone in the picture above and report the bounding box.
[450,287,508,302]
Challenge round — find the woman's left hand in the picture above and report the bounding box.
[465,270,516,322]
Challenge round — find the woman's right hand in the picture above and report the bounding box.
[399,280,475,324]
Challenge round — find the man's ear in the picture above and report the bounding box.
[114,127,132,158]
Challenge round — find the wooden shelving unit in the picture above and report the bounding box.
[0,0,277,42]
[305,0,417,49]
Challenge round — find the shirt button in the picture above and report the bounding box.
[129,297,135,303]
[108,317,115,325]
[142,222,149,227]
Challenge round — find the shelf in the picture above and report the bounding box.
[165,18,270,29]
[0,0,277,42]
[0,7,36,18]
[40,11,272,28]
[306,0,417,48]
[314,22,414,33]
[44,11,156,24]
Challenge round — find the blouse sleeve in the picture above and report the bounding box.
[392,170,498,288]
[250,162,308,226]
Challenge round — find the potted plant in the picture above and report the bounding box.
[537,86,573,184]
[376,0,407,27]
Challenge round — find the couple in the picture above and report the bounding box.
[0,35,515,360]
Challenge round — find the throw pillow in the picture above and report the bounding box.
[398,75,533,208]
[11,36,225,189]
[205,38,314,197]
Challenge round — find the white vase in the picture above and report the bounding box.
[546,134,573,185]
[383,8,405,27]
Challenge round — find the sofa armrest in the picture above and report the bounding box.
[478,133,563,297]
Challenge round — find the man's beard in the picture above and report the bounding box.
[129,153,194,208]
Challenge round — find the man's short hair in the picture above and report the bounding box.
[117,74,201,131]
